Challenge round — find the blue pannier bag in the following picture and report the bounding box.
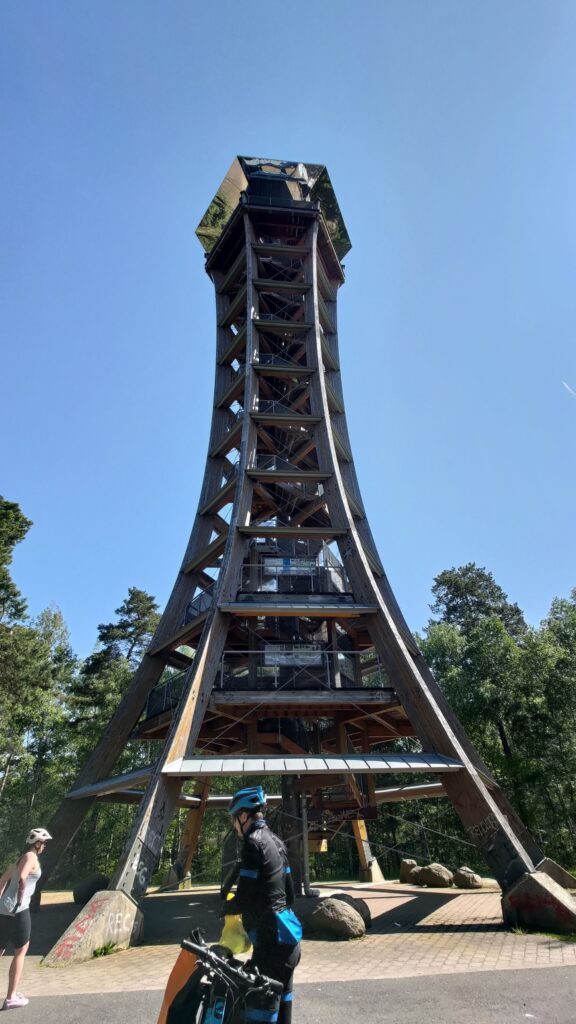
[275,908,302,945]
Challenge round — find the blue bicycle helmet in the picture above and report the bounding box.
[228,786,266,817]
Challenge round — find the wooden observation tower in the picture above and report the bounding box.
[43,157,576,962]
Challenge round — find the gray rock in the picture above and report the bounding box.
[399,858,418,883]
[454,868,483,889]
[330,892,372,928]
[295,896,365,939]
[408,865,424,884]
[72,874,111,906]
[419,863,453,887]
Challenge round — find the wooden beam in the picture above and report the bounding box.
[239,526,346,539]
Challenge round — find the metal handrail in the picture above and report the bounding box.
[256,399,310,416]
[253,454,303,472]
[144,669,188,718]
[218,649,387,691]
[141,650,389,721]
[239,562,348,595]
[255,353,299,368]
[183,583,216,624]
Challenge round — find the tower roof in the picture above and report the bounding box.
[196,156,351,260]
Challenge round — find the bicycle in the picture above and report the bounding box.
[164,930,283,1024]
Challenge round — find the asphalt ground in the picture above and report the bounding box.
[7,967,575,1024]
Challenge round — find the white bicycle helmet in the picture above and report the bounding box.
[26,827,52,845]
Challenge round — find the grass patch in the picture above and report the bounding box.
[93,942,117,958]
[509,926,576,943]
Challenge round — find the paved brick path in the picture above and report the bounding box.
[2,883,576,998]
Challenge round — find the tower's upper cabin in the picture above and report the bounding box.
[196,155,351,262]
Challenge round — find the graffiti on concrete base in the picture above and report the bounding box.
[508,890,574,925]
[107,911,134,941]
[50,894,136,961]
[51,893,110,961]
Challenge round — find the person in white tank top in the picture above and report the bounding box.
[0,827,52,1011]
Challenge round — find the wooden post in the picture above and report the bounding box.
[281,775,303,896]
[167,780,212,886]
[352,819,385,883]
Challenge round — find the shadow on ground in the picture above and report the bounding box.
[324,882,504,933]
[141,891,223,946]
[30,882,502,957]
[29,900,79,956]
[30,889,222,956]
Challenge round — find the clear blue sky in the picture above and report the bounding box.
[2,1,575,657]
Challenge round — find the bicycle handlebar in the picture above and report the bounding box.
[181,938,284,996]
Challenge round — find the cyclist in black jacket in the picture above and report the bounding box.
[225,786,301,1024]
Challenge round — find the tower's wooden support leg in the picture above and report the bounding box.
[352,819,385,883]
[281,776,303,896]
[40,652,167,891]
[111,614,232,901]
[43,614,232,965]
[335,718,383,883]
[167,780,212,887]
[221,828,240,897]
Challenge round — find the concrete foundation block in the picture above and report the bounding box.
[502,871,576,935]
[43,890,143,966]
[536,858,576,890]
[359,860,385,883]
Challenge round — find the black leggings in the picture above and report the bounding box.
[0,909,31,951]
[246,942,301,1024]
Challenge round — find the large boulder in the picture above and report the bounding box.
[295,896,365,939]
[330,892,372,928]
[454,867,483,889]
[399,859,418,884]
[72,874,111,906]
[418,863,453,888]
[408,866,424,885]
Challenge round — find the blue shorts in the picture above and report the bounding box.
[0,909,31,950]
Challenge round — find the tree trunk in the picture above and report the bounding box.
[0,754,13,801]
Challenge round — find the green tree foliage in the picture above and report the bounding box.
[0,607,78,860]
[0,501,77,858]
[69,587,160,735]
[56,588,162,882]
[93,587,161,667]
[0,497,32,623]
[430,562,526,637]
[420,568,576,867]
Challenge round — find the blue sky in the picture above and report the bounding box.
[2,1,575,656]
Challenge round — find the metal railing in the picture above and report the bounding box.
[256,257,305,283]
[144,669,188,719]
[253,454,311,472]
[141,650,390,722]
[248,538,324,558]
[182,583,216,624]
[239,562,348,596]
[255,353,300,368]
[256,399,310,416]
[217,649,388,691]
